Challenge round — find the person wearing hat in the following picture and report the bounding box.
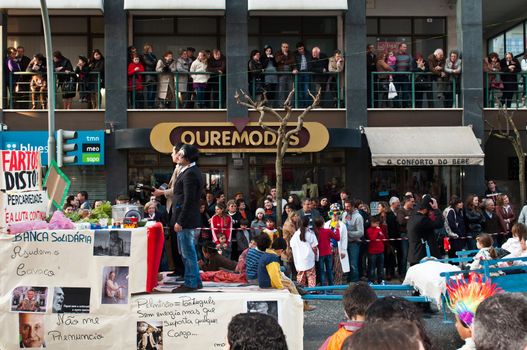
[251,208,267,235]
[170,144,204,293]
[198,241,237,272]
[324,203,349,285]
[407,195,443,265]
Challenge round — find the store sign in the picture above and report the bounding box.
[374,157,483,166]
[150,122,329,153]
[0,131,105,165]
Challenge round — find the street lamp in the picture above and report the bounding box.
[40,0,56,166]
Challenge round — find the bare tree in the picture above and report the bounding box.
[486,105,526,205]
[235,88,321,227]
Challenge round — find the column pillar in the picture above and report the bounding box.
[345,0,370,201]
[0,11,7,113]
[226,0,248,120]
[457,0,485,196]
[104,0,128,201]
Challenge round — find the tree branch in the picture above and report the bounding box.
[284,88,321,139]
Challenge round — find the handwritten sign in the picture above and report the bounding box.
[1,190,47,226]
[0,150,42,192]
[0,228,303,349]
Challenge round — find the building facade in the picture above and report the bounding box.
[2,0,527,206]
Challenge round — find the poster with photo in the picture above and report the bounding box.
[93,230,132,257]
[137,321,163,350]
[246,300,279,320]
[52,287,91,314]
[19,313,46,348]
[102,266,129,305]
[11,286,47,313]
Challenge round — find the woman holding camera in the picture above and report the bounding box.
[155,51,177,108]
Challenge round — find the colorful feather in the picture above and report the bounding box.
[445,273,501,327]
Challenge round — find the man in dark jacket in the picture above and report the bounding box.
[407,195,443,265]
[481,198,501,235]
[366,44,377,108]
[292,42,312,108]
[170,144,204,292]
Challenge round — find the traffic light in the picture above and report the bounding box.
[56,129,78,167]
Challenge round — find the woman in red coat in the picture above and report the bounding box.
[127,53,144,108]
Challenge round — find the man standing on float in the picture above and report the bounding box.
[170,144,204,293]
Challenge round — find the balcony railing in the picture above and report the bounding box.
[130,71,224,109]
[484,71,527,108]
[249,71,344,109]
[370,71,460,109]
[8,71,103,109]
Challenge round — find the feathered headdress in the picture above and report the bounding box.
[446,273,501,328]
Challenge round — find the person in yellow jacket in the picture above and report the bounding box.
[319,282,377,350]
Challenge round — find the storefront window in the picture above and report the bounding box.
[370,166,461,206]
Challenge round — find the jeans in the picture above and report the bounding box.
[319,254,334,286]
[176,229,202,289]
[144,82,157,108]
[368,253,384,282]
[296,72,311,108]
[347,241,361,282]
[394,75,411,108]
[397,239,409,278]
[194,84,207,108]
[278,74,293,105]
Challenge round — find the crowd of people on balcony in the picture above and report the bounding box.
[5,42,527,110]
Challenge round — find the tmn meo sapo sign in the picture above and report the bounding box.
[150,122,329,153]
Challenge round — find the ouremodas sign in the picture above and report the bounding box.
[150,122,329,153]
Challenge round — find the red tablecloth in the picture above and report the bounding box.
[146,223,165,292]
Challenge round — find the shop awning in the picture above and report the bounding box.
[124,0,226,10]
[363,126,485,166]
[0,0,104,10]
[248,0,347,10]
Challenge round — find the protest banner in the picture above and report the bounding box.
[0,227,303,349]
[0,150,42,192]
[1,190,48,225]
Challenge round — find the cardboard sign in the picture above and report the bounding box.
[1,190,48,225]
[0,150,42,192]
[43,160,71,209]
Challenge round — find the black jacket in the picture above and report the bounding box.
[407,209,443,264]
[464,208,484,234]
[308,54,328,73]
[170,165,203,229]
[293,51,312,71]
[482,210,501,234]
[387,210,400,239]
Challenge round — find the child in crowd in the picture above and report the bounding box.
[216,233,231,259]
[319,282,377,350]
[236,219,255,255]
[210,201,232,246]
[263,217,279,243]
[469,234,501,276]
[446,274,501,350]
[314,217,340,287]
[127,53,144,108]
[502,223,526,257]
[257,237,287,289]
[366,216,385,284]
[291,216,319,287]
[251,208,267,235]
[245,233,271,284]
[235,237,257,275]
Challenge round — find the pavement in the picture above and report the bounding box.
[303,291,464,350]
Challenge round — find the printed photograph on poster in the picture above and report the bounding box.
[102,266,129,304]
[19,313,46,348]
[93,230,131,257]
[137,321,163,350]
[246,300,278,319]
[11,286,48,313]
[52,287,91,313]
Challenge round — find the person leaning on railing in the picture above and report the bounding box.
[155,51,177,109]
[444,50,462,108]
[248,49,265,102]
[328,49,345,108]
[26,53,47,110]
[261,45,278,107]
[141,43,158,109]
[428,49,447,107]
[207,49,226,108]
[275,42,295,105]
[127,53,145,108]
[500,52,521,108]
[53,51,75,110]
[375,51,394,108]
[176,49,190,108]
[484,52,503,107]
[88,49,104,109]
[190,51,209,109]
[309,47,328,106]
[411,53,433,109]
